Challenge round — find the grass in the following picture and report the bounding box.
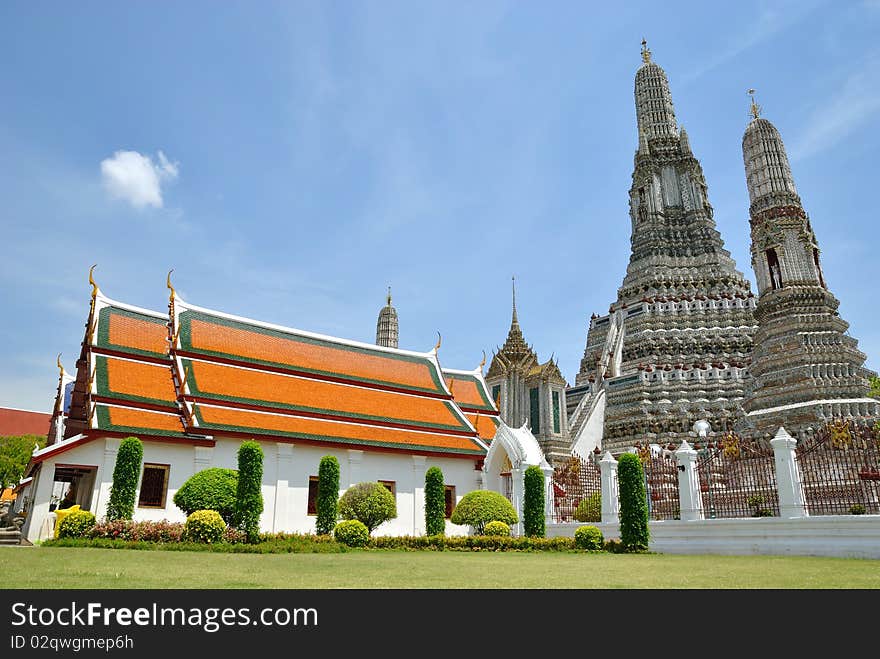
[2,546,879,588]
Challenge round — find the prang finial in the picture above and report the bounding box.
[641,38,651,64]
[387,286,392,306]
[88,264,99,298]
[56,353,64,377]
[478,350,486,371]
[747,88,761,119]
[434,332,442,352]
[166,269,176,302]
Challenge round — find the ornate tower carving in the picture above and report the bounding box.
[570,42,757,454]
[375,287,399,349]
[739,97,878,435]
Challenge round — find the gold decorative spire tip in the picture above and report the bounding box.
[56,353,64,376]
[434,332,442,352]
[641,38,651,63]
[166,269,176,302]
[88,264,99,298]
[478,350,486,371]
[747,88,761,119]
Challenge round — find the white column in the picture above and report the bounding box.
[347,450,363,488]
[412,456,426,536]
[675,440,704,521]
[94,437,121,520]
[273,443,293,532]
[540,459,555,524]
[771,426,807,519]
[599,451,619,524]
[511,466,524,536]
[193,445,213,473]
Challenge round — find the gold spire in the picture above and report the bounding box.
[88,264,99,299]
[166,269,176,302]
[511,275,518,324]
[56,353,64,377]
[478,349,486,372]
[434,332,442,351]
[386,286,392,306]
[641,38,652,64]
[748,88,761,119]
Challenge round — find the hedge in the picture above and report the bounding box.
[523,465,545,537]
[618,453,649,551]
[106,437,143,521]
[233,441,264,542]
[424,466,445,536]
[316,455,340,536]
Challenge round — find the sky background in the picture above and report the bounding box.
[1,1,878,413]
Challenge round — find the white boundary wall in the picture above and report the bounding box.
[548,516,880,559]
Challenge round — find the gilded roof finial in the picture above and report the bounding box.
[56,353,64,377]
[641,38,651,64]
[434,332,442,352]
[88,264,99,299]
[387,285,392,306]
[167,269,176,302]
[748,88,761,119]
[478,349,486,371]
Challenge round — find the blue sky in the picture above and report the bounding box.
[1,1,878,412]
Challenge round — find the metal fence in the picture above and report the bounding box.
[797,420,880,515]
[551,455,602,523]
[694,433,780,518]
[637,445,680,521]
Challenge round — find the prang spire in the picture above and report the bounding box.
[375,286,399,349]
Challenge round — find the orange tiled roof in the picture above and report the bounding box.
[94,404,185,436]
[96,356,177,409]
[192,403,485,455]
[444,371,497,412]
[96,306,169,358]
[466,413,499,442]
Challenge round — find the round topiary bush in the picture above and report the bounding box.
[574,525,604,550]
[57,510,96,539]
[574,492,602,523]
[333,519,369,547]
[483,520,511,537]
[338,482,397,533]
[450,490,518,535]
[173,468,238,523]
[184,510,227,544]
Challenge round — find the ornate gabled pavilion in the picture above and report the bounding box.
[738,95,879,435]
[568,42,758,455]
[485,278,570,465]
[21,271,505,542]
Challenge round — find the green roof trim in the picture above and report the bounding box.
[95,356,178,410]
[96,306,169,360]
[192,405,486,456]
[178,309,446,394]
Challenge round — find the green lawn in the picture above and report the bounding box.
[3,546,879,588]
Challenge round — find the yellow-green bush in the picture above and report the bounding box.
[57,510,96,539]
[184,510,226,544]
[334,520,369,547]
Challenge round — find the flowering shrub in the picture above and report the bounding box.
[184,510,226,544]
[574,525,604,550]
[334,520,370,547]
[57,510,96,539]
[90,519,185,543]
[483,521,511,537]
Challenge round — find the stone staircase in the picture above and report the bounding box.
[0,528,22,545]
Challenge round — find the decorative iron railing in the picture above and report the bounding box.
[551,455,601,524]
[636,444,680,521]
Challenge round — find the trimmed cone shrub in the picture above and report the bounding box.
[424,466,445,536]
[523,465,545,537]
[334,520,369,547]
[450,490,517,535]
[338,482,397,533]
[173,468,238,523]
[106,437,143,521]
[574,492,602,523]
[316,455,340,536]
[484,520,511,537]
[618,453,649,551]
[233,441,264,542]
[184,510,226,544]
[57,510,96,539]
[574,525,604,550]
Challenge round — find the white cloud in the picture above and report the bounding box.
[100,149,179,209]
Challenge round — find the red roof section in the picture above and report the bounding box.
[0,408,50,437]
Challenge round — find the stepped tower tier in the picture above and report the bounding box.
[738,100,879,436]
[375,287,399,349]
[569,43,758,455]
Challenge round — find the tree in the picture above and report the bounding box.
[868,376,880,400]
[106,436,143,521]
[450,490,517,535]
[523,465,545,537]
[232,441,264,542]
[173,468,238,523]
[316,455,340,536]
[424,466,445,536]
[338,482,397,533]
[0,434,44,491]
[618,453,649,551]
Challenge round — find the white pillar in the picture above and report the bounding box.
[347,450,363,488]
[599,451,619,524]
[94,437,121,520]
[770,426,807,519]
[675,440,704,521]
[412,456,426,536]
[511,466,524,536]
[273,443,293,532]
[193,445,213,473]
[540,459,555,524]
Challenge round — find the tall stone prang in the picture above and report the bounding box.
[486,278,571,465]
[738,95,879,436]
[569,42,758,455]
[375,287,399,349]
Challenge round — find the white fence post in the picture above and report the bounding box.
[599,451,619,524]
[770,426,807,519]
[540,459,555,526]
[675,440,704,521]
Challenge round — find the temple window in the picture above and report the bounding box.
[307,476,319,515]
[378,480,396,498]
[444,485,456,519]
[138,464,170,509]
[552,390,561,434]
[529,387,540,432]
[765,248,782,290]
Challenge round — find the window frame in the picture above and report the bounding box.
[444,485,456,519]
[137,463,170,509]
[307,476,319,516]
